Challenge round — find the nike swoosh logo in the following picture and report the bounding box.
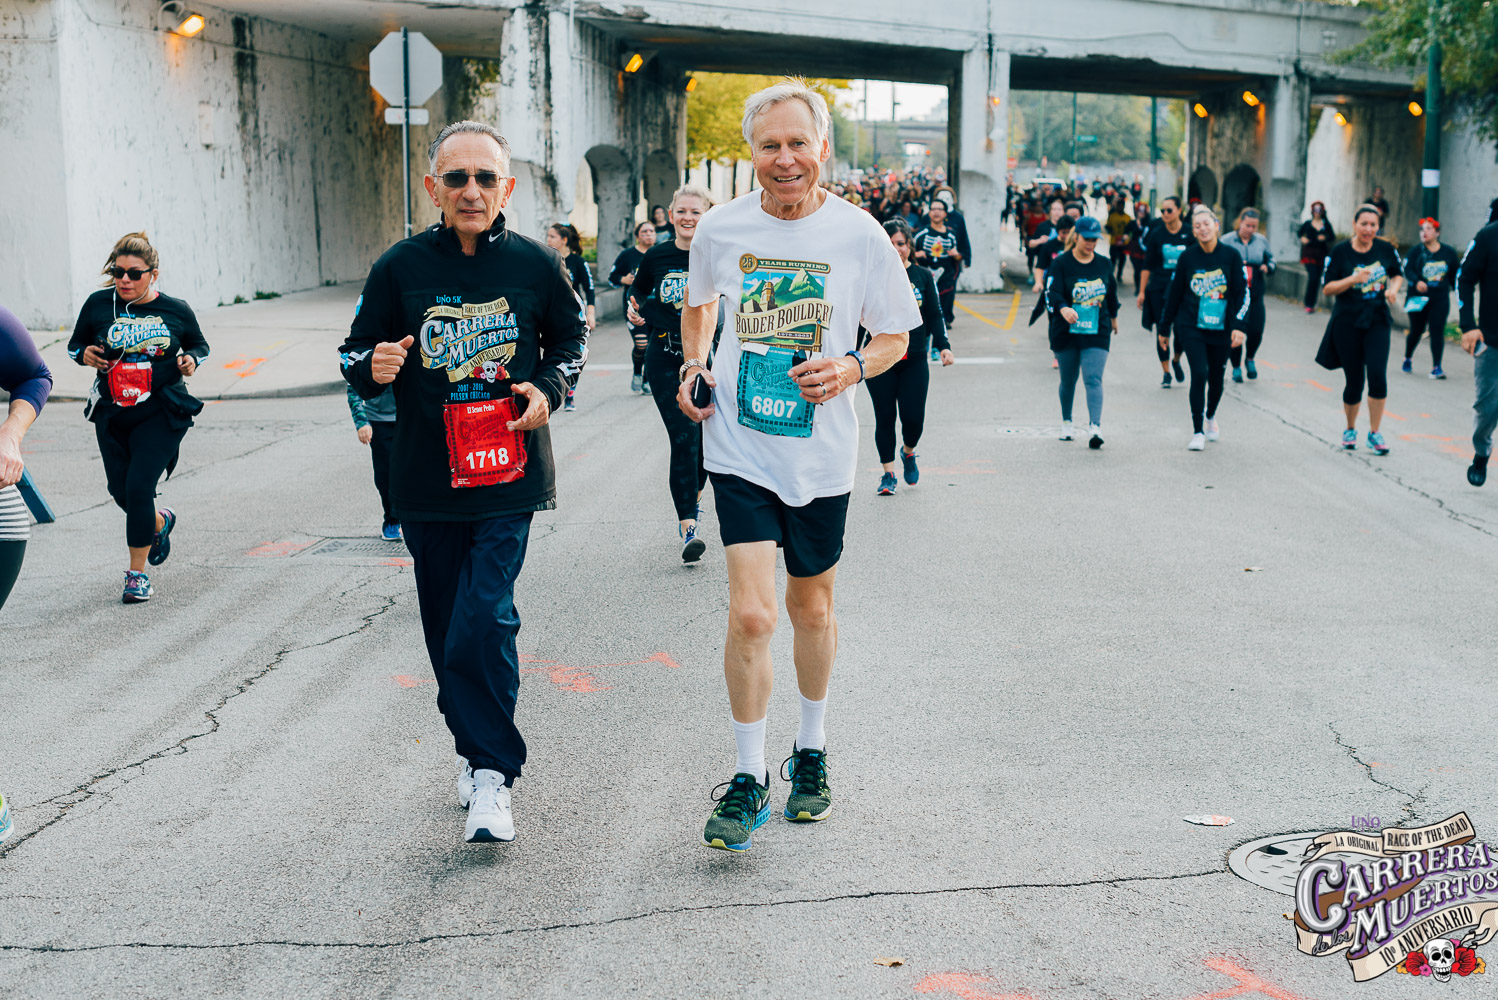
[490,232,502,242]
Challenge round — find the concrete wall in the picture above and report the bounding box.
[1438,128,1498,252]
[1302,101,1424,250]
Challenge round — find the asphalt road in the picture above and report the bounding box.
[3,286,1496,999]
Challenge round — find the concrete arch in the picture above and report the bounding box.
[1189,166,1218,210]
[643,150,680,222]
[1222,164,1261,226]
[585,144,635,261]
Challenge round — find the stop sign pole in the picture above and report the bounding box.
[401,27,411,238]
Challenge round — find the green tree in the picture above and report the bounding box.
[1338,0,1498,141]
[686,73,849,165]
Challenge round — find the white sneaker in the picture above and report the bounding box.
[1205,418,1220,442]
[1060,420,1074,441]
[456,756,475,809]
[1087,424,1104,449]
[465,769,515,843]
[1188,433,1206,451]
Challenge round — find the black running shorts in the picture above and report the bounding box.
[708,472,849,578]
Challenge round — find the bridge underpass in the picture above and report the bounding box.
[0,0,1429,324]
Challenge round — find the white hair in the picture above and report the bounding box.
[427,120,511,174]
[741,79,831,148]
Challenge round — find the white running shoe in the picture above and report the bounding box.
[465,769,515,843]
[456,756,475,810]
[1060,420,1074,441]
[1188,433,1207,451]
[1088,423,1104,449]
[1205,419,1220,442]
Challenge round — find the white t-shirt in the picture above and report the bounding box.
[687,192,920,505]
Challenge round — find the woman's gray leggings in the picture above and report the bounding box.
[1056,346,1109,425]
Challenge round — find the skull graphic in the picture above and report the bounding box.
[477,360,500,382]
[1426,938,1456,981]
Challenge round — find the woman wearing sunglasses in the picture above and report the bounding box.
[66,232,209,603]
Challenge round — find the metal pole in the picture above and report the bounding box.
[401,26,412,238]
[1070,91,1078,166]
[1038,91,1047,169]
[1422,0,1442,219]
[1149,96,1159,208]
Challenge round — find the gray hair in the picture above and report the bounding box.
[741,79,831,148]
[427,120,511,174]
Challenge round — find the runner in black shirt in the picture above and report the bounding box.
[547,223,594,411]
[1458,207,1498,485]
[1045,216,1119,448]
[1401,217,1461,379]
[1314,206,1405,455]
[0,304,51,610]
[651,205,675,243]
[1298,202,1335,311]
[67,232,208,603]
[868,219,954,493]
[609,220,656,394]
[912,201,962,328]
[1221,209,1275,383]
[1139,196,1192,388]
[1159,207,1249,451]
[340,121,587,844]
[628,185,718,562]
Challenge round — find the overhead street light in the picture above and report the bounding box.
[158,1,205,36]
[621,50,656,74]
[1193,103,1208,118]
[1334,111,1349,127]
[685,77,698,93]
[1409,101,1423,116]
[1241,91,1259,107]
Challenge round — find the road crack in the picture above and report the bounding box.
[1328,722,1428,823]
[0,594,399,860]
[0,868,1225,953]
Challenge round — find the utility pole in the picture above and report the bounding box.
[1038,91,1047,170]
[1422,0,1442,218]
[400,26,412,238]
[1149,96,1159,208]
[1070,91,1078,166]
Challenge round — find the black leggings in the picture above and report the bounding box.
[1180,335,1231,432]
[1154,313,1181,363]
[369,420,397,526]
[0,539,23,610]
[1404,297,1450,367]
[645,350,707,521]
[866,353,931,464]
[96,404,188,548]
[1113,251,1128,283]
[628,323,647,377]
[1303,259,1325,309]
[1230,298,1267,367]
[1332,322,1391,405]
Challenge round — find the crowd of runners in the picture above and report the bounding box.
[5,77,1498,854]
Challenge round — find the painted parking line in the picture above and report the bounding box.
[955,301,1004,330]
[1002,291,1021,329]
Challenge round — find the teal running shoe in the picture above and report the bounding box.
[900,451,919,485]
[702,772,770,852]
[781,746,831,822]
[148,508,176,566]
[122,570,152,604]
[1368,431,1390,455]
[1341,428,1358,450]
[877,471,897,496]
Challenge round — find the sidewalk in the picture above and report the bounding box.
[32,283,364,402]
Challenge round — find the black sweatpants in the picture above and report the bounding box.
[1404,296,1450,368]
[96,403,188,548]
[369,420,397,526]
[403,514,533,783]
[866,352,931,464]
[1180,334,1232,433]
[1332,322,1391,405]
[645,350,707,521]
[1230,298,1267,368]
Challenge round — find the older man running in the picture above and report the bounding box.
[676,79,920,853]
[340,121,587,844]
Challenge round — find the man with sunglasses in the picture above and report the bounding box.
[339,121,588,845]
[1138,196,1192,389]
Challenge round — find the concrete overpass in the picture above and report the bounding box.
[0,0,1428,325]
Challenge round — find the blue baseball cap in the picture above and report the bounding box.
[1075,216,1103,239]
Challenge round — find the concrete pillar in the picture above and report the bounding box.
[954,44,1008,292]
[495,8,568,239]
[1265,72,1310,266]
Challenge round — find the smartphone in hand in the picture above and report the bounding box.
[691,373,712,409]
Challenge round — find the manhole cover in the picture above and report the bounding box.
[296,538,409,560]
[1227,831,1370,895]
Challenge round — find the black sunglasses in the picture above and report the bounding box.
[439,170,502,189]
[109,266,152,280]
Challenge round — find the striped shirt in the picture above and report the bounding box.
[0,485,29,542]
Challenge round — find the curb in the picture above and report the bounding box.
[34,380,348,404]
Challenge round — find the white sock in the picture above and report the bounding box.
[797,694,827,751]
[733,716,766,782]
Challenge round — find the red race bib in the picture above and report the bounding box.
[107,361,153,406]
[442,396,527,488]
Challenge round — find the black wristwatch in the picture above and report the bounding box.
[845,350,866,383]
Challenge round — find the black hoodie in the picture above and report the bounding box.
[339,217,588,521]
